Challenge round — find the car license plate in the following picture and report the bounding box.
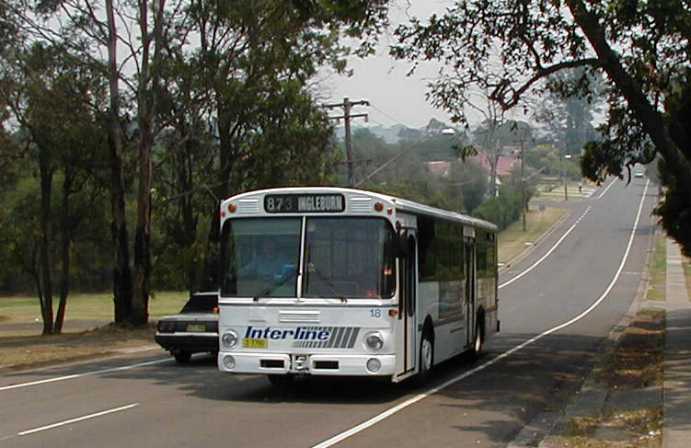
[242,338,267,349]
[186,323,206,332]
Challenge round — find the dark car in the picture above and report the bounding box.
[155,292,219,364]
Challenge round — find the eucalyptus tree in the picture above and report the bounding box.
[392,0,691,255]
[1,43,109,333]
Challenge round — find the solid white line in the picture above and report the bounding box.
[17,403,139,436]
[498,206,592,290]
[597,178,617,199]
[312,180,650,448]
[0,358,169,392]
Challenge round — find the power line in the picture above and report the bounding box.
[323,98,369,187]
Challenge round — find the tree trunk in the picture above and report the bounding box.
[565,0,691,194]
[131,0,165,325]
[54,167,73,334]
[106,0,133,324]
[38,144,54,335]
[132,116,153,325]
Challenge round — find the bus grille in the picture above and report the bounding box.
[293,327,360,349]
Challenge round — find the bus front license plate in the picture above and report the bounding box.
[242,338,267,349]
[186,324,206,332]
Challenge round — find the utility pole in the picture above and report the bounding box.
[562,153,572,201]
[520,138,526,232]
[323,97,369,187]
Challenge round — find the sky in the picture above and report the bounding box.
[316,1,461,130]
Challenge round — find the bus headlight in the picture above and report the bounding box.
[365,332,384,352]
[222,331,238,349]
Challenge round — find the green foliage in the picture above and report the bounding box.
[392,0,690,255]
[472,186,522,231]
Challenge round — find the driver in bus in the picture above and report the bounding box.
[240,238,292,280]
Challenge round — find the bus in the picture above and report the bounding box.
[217,187,498,384]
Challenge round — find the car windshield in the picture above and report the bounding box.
[222,218,301,298]
[303,218,396,299]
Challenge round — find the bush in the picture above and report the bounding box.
[472,186,522,230]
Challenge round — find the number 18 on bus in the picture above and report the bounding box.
[217,187,498,384]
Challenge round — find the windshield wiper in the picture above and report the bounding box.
[253,269,298,301]
[307,264,348,303]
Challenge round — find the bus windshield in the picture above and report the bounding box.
[303,218,395,299]
[221,217,396,299]
[222,218,301,298]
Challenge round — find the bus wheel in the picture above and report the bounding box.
[471,316,485,359]
[174,351,191,364]
[267,374,294,388]
[415,330,434,386]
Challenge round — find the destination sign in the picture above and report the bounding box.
[264,194,345,213]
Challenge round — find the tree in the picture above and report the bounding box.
[392,0,691,255]
[1,42,109,333]
[534,68,602,155]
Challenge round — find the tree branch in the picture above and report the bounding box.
[492,58,600,109]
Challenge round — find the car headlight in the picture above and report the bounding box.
[222,331,239,349]
[365,332,384,352]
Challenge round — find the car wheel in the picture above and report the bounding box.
[174,351,191,364]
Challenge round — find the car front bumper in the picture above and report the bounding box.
[155,333,219,353]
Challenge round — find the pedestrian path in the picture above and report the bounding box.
[662,239,691,448]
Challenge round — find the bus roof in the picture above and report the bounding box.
[222,187,498,232]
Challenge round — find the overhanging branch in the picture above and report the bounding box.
[492,58,601,109]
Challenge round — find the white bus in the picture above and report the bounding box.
[217,187,498,384]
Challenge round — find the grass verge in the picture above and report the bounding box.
[498,206,566,266]
[0,324,158,370]
[683,255,691,302]
[646,231,667,301]
[548,309,665,448]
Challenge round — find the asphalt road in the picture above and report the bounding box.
[0,177,657,448]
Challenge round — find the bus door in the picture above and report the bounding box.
[464,236,476,348]
[395,232,417,378]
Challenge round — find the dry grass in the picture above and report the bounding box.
[498,206,566,265]
[0,324,158,370]
[554,309,665,448]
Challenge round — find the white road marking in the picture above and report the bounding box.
[0,358,169,392]
[597,178,617,199]
[499,206,592,290]
[17,403,139,436]
[312,180,650,448]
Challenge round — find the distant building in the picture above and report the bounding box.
[471,152,519,177]
[425,161,451,177]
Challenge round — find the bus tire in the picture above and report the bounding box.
[174,351,191,364]
[471,315,485,359]
[415,329,434,386]
[267,374,294,388]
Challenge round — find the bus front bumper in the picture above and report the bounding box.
[218,352,396,377]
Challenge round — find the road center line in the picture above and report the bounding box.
[0,358,169,392]
[17,403,139,436]
[499,206,592,290]
[597,178,617,199]
[312,180,650,448]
